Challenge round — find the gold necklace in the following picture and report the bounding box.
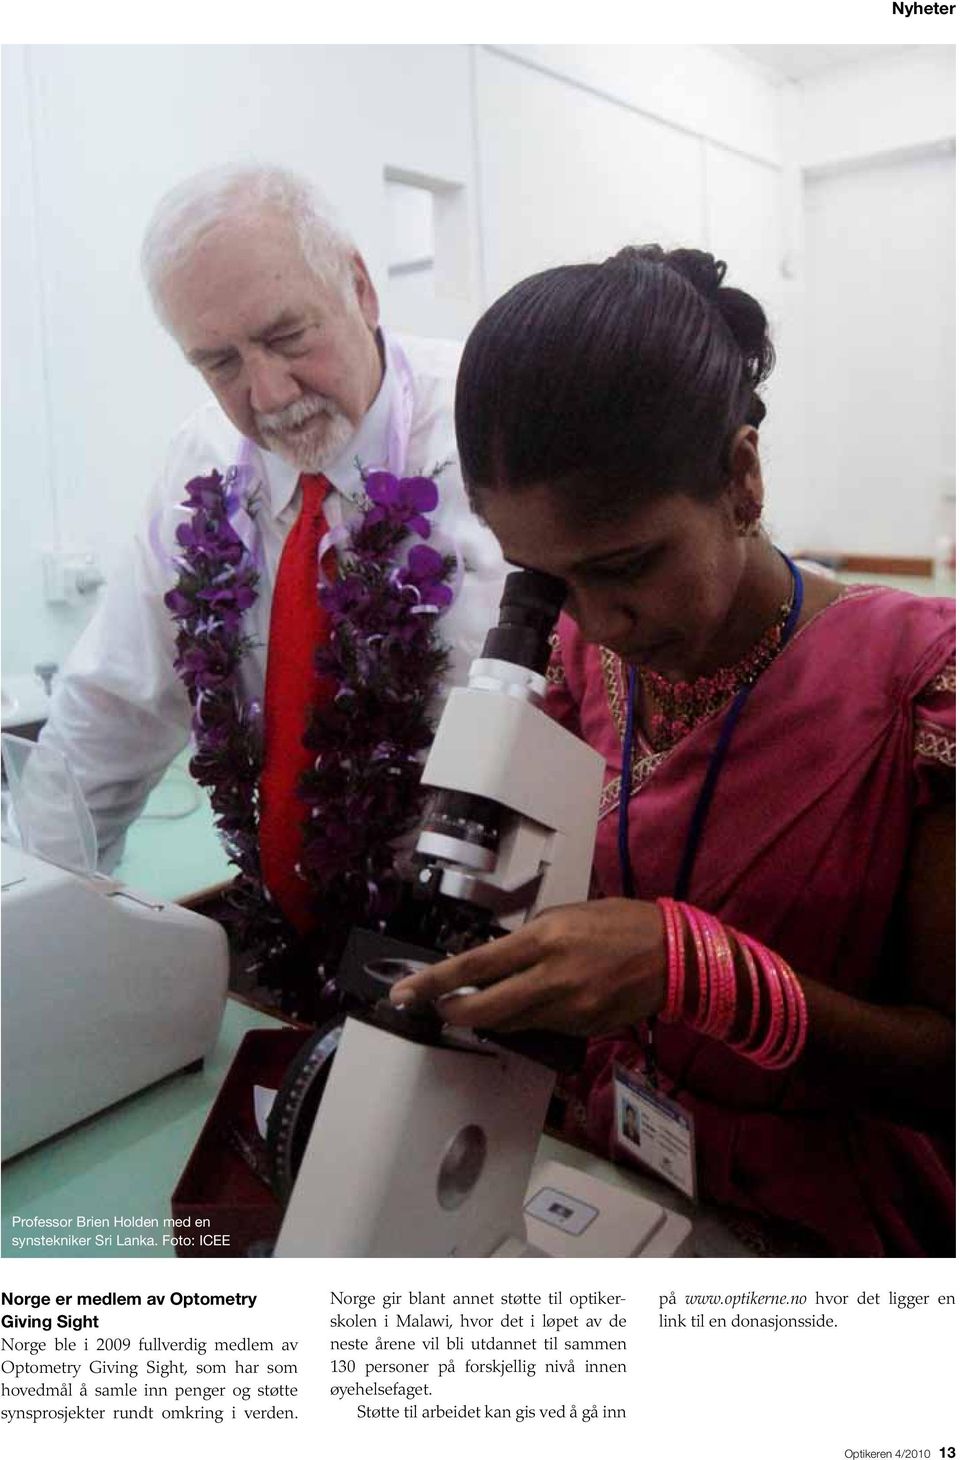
[638,594,794,752]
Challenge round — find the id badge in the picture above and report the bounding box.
[613,1062,697,1201]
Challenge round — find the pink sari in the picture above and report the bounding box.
[547,586,956,1255]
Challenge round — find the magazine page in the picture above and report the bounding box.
[2,7,957,1459]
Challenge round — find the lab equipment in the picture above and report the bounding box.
[1,736,228,1159]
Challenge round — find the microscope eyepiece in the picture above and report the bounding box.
[479,568,567,674]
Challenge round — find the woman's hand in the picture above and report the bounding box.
[389,898,668,1035]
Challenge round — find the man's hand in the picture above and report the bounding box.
[389,898,668,1035]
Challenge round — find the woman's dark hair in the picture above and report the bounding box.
[455,245,774,517]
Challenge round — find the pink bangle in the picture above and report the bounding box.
[685,906,736,1039]
[786,974,809,1067]
[735,933,775,1059]
[727,931,761,1051]
[704,913,737,1039]
[770,956,800,1066]
[656,904,809,1072]
[656,897,685,1022]
[746,937,788,1065]
[684,903,711,1026]
[695,908,722,1034]
[764,963,807,1070]
[740,936,808,1070]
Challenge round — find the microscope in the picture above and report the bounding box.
[411,568,605,932]
[270,572,691,1257]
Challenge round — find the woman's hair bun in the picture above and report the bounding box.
[662,247,729,300]
[613,244,727,299]
[457,238,780,508]
[619,245,774,425]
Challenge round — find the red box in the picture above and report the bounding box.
[171,1027,312,1258]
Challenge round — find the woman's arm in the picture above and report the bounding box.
[391,805,955,1128]
[797,800,954,1127]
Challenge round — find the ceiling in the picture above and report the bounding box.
[729,45,910,82]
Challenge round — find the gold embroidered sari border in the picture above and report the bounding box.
[598,749,668,821]
[600,646,628,737]
[914,724,957,768]
[545,630,566,686]
[598,645,668,819]
[926,657,956,697]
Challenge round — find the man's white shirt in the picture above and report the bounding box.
[39,333,507,863]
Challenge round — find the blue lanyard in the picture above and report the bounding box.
[618,554,804,901]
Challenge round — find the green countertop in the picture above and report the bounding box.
[115,753,232,904]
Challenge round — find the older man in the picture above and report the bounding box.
[39,164,505,966]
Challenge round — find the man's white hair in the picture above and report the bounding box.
[141,163,356,320]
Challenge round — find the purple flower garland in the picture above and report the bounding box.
[164,465,453,986]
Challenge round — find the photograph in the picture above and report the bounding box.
[1,40,955,1269]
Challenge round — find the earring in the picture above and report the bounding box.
[736,500,762,537]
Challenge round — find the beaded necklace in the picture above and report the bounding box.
[637,590,795,753]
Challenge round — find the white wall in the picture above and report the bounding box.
[493,45,783,163]
[475,51,709,290]
[1,50,62,672]
[798,45,955,170]
[785,46,956,558]
[801,150,955,557]
[474,44,784,301]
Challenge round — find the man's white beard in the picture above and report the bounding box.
[256,393,356,472]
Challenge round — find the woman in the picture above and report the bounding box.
[392,246,955,1256]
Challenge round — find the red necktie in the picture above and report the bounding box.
[259,473,335,934]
